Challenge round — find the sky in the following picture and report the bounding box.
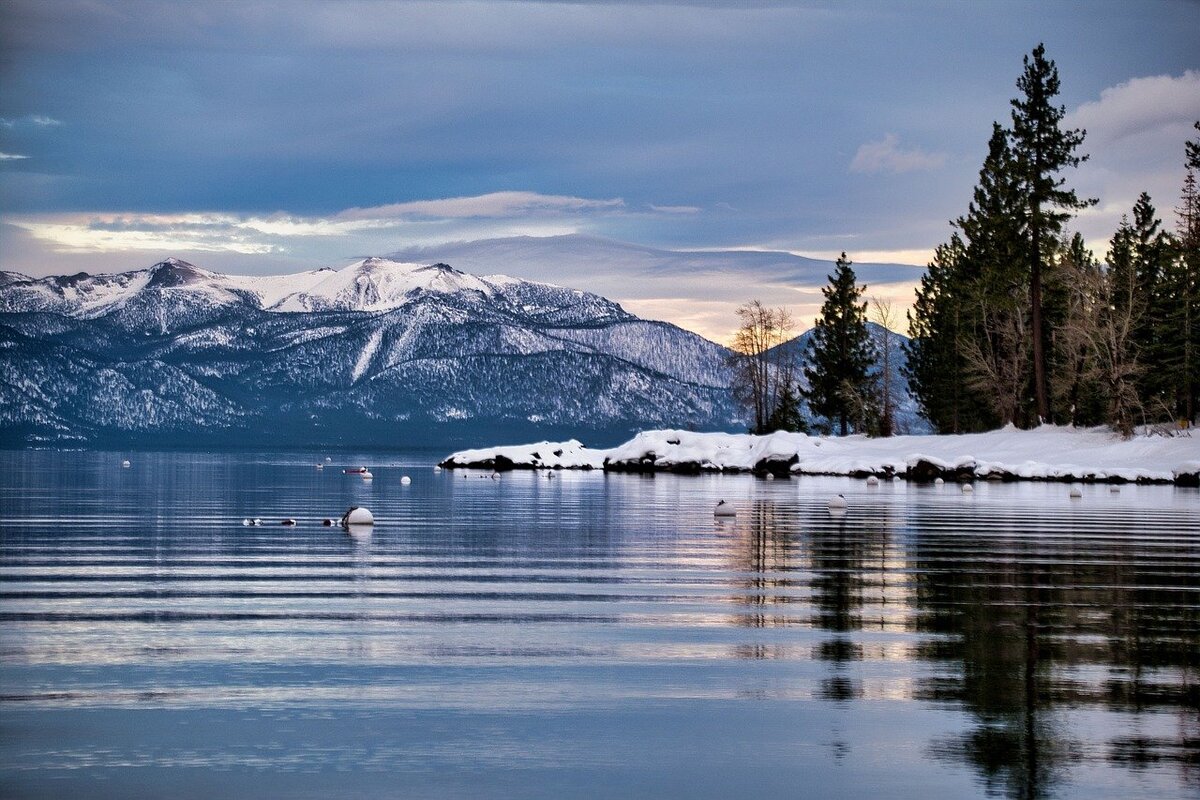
[1,0,1198,343]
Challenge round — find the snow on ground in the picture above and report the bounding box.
[442,425,1200,483]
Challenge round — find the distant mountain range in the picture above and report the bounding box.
[0,248,927,448]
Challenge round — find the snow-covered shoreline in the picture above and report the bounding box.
[440,426,1200,485]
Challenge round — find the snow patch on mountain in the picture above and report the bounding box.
[352,327,384,383]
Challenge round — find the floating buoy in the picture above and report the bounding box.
[242,518,252,526]
[252,518,263,526]
[281,518,296,526]
[934,477,945,486]
[827,494,847,509]
[121,460,131,468]
[1069,486,1083,498]
[765,473,776,480]
[866,476,879,487]
[433,466,442,473]
[361,471,373,480]
[400,476,412,485]
[961,484,973,494]
[892,475,902,483]
[340,507,374,527]
[714,500,736,517]
[1109,485,1120,493]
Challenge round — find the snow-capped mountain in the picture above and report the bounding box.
[0,257,737,447]
[0,255,926,447]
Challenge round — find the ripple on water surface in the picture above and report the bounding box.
[0,450,1197,800]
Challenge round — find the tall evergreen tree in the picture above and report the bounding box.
[1174,123,1200,423]
[1050,233,1106,425]
[905,235,979,432]
[955,124,1031,426]
[1009,43,1095,423]
[1127,193,1176,412]
[1106,215,1137,319]
[803,254,877,436]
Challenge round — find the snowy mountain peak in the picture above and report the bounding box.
[0,255,633,325]
[145,258,213,288]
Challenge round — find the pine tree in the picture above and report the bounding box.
[803,254,877,436]
[1127,193,1176,414]
[765,382,807,433]
[1050,233,1106,426]
[955,124,1031,426]
[1171,123,1200,424]
[1009,43,1096,423]
[905,234,994,432]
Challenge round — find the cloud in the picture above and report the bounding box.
[1062,71,1200,254]
[0,114,62,128]
[648,204,701,214]
[0,152,31,160]
[4,192,654,257]
[337,191,624,221]
[850,134,946,174]
[10,215,277,254]
[1067,70,1200,146]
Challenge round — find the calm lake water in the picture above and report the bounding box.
[1,449,1197,799]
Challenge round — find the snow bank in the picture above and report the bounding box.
[441,426,1200,484]
[441,439,606,471]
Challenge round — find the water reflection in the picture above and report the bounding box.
[725,487,1199,798]
[907,500,1199,798]
[0,452,1197,799]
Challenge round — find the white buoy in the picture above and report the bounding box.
[714,500,736,517]
[242,518,252,526]
[866,476,879,487]
[433,465,442,473]
[1109,485,1121,493]
[252,518,263,526]
[961,483,973,494]
[325,457,332,463]
[765,473,776,481]
[827,494,847,509]
[122,460,131,468]
[343,507,374,527]
[362,471,374,480]
[892,475,902,483]
[934,477,945,486]
[1069,486,1083,498]
[400,475,412,485]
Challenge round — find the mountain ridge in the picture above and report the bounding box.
[0,255,740,447]
[0,253,926,447]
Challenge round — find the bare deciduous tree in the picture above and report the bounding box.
[961,293,1030,427]
[870,297,897,437]
[728,301,798,433]
[1067,251,1144,437]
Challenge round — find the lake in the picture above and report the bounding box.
[1,449,1197,799]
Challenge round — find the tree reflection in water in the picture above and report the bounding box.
[730,493,1198,799]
